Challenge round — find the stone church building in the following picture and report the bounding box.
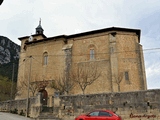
[16,21,147,100]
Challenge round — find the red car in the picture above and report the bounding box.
[75,110,122,120]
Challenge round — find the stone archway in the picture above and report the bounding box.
[39,89,48,106]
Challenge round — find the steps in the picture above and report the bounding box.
[41,106,53,113]
[37,112,60,120]
[36,106,60,120]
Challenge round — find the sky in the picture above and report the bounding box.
[0,0,160,89]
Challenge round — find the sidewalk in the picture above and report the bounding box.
[0,112,32,120]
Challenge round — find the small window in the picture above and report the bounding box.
[43,52,48,65]
[90,49,95,60]
[125,71,129,80]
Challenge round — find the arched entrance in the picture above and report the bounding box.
[39,89,48,106]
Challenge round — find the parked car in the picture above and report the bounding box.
[75,110,122,120]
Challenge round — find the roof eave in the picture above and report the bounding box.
[18,34,47,41]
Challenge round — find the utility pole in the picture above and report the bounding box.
[26,56,32,117]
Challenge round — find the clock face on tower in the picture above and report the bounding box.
[28,35,33,42]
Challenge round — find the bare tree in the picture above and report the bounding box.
[20,79,50,96]
[50,72,75,95]
[20,80,39,96]
[72,62,101,94]
[20,74,49,97]
[114,72,123,92]
[38,79,49,91]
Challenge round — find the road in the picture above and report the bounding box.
[0,112,32,120]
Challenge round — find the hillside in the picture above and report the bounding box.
[0,36,20,81]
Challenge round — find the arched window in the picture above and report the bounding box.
[89,44,96,60]
[43,52,48,65]
[90,49,95,60]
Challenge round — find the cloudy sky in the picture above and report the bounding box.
[0,0,160,89]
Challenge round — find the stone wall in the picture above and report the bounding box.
[56,89,160,120]
[1,89,160,120]
[0,94,41,118]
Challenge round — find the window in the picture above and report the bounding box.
[43,52,48,65]
[99,111,112,117]
[125,71,129,80]
[90,49,95,60]
[89,111,99,116]
[88,44,96,60]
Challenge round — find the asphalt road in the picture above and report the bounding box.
[0,112,32,120]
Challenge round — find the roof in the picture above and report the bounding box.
[36,24,43,29]
[67,27,141,42]
[18,34,47,40]
[25,35,67,45]
[20,27,141,43]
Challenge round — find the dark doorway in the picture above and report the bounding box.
[39,89,48,106]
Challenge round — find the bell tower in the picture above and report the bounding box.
[36,19,44,34]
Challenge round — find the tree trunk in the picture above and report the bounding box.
[118,84,120,92]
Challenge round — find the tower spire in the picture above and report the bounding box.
[39,18,41,26]
[36,18,44,34]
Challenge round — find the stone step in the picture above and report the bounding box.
[37,112,60,120]
[41,106,53,113]
[36,118,60,120]
[30,117,59,120]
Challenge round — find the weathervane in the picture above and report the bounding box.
[39,18,41,25]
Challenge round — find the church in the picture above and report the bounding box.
[16,21,147,100]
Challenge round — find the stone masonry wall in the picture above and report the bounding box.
[57,89,160,120]
[0,95,41,118]
[17,30,147,100]
[0,89,160,119]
